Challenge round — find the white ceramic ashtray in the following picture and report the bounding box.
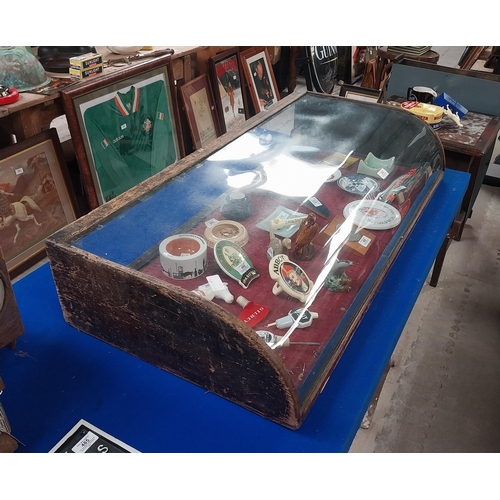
[159,234,208,280]
[204,220,248,248]
[357,152,395,179]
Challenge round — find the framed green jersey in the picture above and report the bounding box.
[62,55,183,209]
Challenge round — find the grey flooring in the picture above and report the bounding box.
[350,183,500,452]
[350,45,500,453]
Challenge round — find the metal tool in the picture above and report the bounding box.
[256,330,320,349]
[104,49,175,68]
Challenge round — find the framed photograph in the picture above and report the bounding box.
[0,128,78,277]
[61,55,182,209]
[339,84,382,103]
[240,47,280,114]
[209,48,248,134]
[180,74,220,151]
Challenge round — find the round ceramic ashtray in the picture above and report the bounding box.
[159,234,208,280]
[343,200,402,230]
[204,220,249,248]
[0,86,19,106]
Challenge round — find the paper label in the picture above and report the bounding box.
[377,168,389,179]
[72,431,99,453]
[207,275,225,291]
[359,235,372,247]
[205,218,218,228]
[15,168,23,175]
[236,260,251,274]
[276,211,290,221]
[308,196,322,207]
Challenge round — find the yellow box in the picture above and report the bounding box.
[69,53,103,70]
[69,64,103,79]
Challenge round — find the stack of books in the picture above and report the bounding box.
[387,46,432,56]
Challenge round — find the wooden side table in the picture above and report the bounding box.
[429,111,500,286]
[436,111,500,238]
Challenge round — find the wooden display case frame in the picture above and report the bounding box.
[46,91,444,429]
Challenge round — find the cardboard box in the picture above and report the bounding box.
[69,64,103,80]
[434,92,468,118]
[70,52,103,70]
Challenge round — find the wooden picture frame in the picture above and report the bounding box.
[240,47,280,114]
[0,128,78,277]
[180,74,220,151]
[209,48,248,134]
[337,46,377,84]
[61,55,182,209]
[339,84,382,103]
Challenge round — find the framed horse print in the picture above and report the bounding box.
[0,128,78,278]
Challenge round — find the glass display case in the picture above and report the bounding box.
[46,90,445,429]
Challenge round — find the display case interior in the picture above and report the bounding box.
[46,91,445,429]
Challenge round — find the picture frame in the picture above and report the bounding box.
[180,74,220,151]
[339,84,382,103]
[208,48,249,134]
[61,55,182,209]
[337,46,377,84]
[240,47,280,114]
[0,128,78,277]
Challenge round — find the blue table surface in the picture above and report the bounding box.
[0,168,469,453]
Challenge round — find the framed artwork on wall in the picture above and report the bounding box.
[0,128,78,277]
[61,55,182,209]
[209,48,248,134]
[180,74,220,151]
[240,47,280,113]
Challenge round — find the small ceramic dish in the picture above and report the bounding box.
[337,174,380,196]
[357,152,395,178]
[204,220,248,248]
[324,169,342,183]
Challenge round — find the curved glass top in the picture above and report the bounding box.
[69,92,444,398]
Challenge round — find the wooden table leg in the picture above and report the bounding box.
[360,359,394,430]
[287,46,301,94]
[429,214,464,287]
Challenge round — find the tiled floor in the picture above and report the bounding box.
[350,46,500,452]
